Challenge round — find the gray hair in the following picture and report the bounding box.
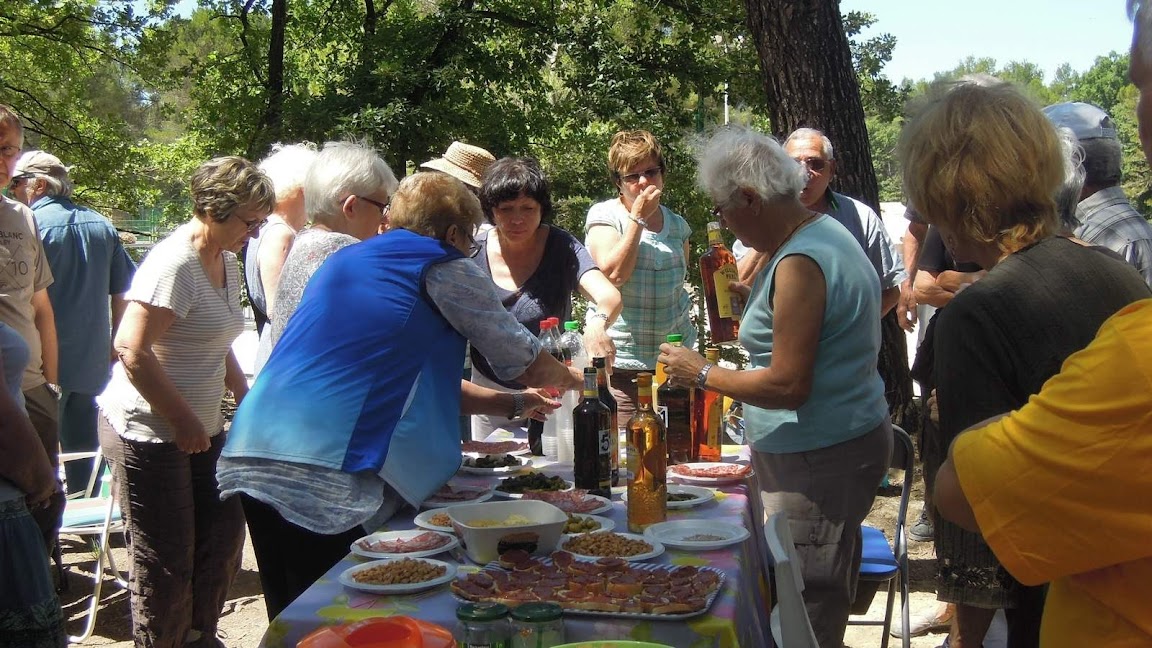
[697,126,808,206]
[1079,137,1123,188]
[1053,126,1086,231]
[34,173,73,199]
[783,127,835,160]
[1130,0,1152,63]
[304,141,398,228]
[258,142,318,203]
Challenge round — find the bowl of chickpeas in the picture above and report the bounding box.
[448,500,568,564]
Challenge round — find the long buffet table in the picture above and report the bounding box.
[258,444,771,648]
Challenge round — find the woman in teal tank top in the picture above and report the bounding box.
[659,126,893,648]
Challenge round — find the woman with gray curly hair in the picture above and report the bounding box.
[659,126,892,647]
[97,156,275,647]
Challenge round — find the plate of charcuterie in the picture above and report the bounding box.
[521,490,613,515]
[459,454,533,475]
[450,550,725,619]
[621,484,715,509]
[421,482,495,508]
[668,462,753,485]
[340,557,457,594]
[351,530,459,559]
[462,440,531,456]
[642,520,750,551]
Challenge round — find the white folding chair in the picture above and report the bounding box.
[848,424,914,648]
[765,512,819,648]
[58,449,127,643]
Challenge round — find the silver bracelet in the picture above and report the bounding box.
[696,362,714,389]
[589,312,609,323]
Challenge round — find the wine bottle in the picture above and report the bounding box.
[694,347,723,462]
[657,335,694,466]
[573,367,612,498]
[626,373,667,533]
[699,221,742,344]
[593,356,619,486]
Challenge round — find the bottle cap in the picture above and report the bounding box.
[564,321,580,331]
[667,334,684,343]
[456,602,510,621]
[510,602,563,622]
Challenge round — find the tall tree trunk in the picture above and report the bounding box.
[254,0,287,156]
[742,0,916,432]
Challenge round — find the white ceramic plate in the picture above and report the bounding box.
[413,509,456,533]
[421,487,495,509]
[642,520,751,550]
[621,484,715,509]
[561,513,616,535]
[461,441,531,456]
[667,462,754,485]
[559,531,665,562]
[350,530,459,559]
[338,557,457,594]
[458,455,533,475]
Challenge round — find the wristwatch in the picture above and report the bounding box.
[508,392,525,420]
[630,215,647,228]
[696,362,714,389]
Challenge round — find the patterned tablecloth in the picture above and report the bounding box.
[259,446,770,648]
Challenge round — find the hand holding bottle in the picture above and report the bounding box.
[657,343,708,389]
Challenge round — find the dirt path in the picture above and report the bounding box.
[60,467,946,647]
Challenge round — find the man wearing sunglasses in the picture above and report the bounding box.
[734,127,905,317]
[11,150,136,494]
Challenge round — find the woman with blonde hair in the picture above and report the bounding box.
[219,171,577,621]
[97,156,275,647]
[584,129,694,420]
[900,80,1150,648]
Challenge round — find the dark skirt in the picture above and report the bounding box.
[0,495,66,648]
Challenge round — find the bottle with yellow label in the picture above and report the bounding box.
[693,347,723,462]
[700,221,742,344]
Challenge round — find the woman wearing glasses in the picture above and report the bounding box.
[469,157,620,440]
[96,156,275,647]
[266,141,397,351]
[584,129,695,422]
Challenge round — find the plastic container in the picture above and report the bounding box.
[560,321,588,371]
[510,602,565,648]
[447,500,568,564]
[297,616,455,648]
[456,603,512,648]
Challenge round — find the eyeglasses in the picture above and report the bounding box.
[619,166,664,184]
[7,174,30,192]
[0,146,20,160]
[793,157,829,172]
[357,195,390,220]
[232,212,268,233]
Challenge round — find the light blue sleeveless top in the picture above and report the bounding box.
[740,215,888,453]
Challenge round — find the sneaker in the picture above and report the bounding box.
[889,606,954,638]
[908,509,933,543]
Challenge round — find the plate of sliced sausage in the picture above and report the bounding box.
[351,530,459,559]
[668,462,753,485]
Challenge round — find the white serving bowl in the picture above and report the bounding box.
[446,499,568,564]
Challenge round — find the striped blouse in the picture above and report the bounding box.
[97,223,244,442]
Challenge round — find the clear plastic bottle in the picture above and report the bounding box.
[538,320,564,461]
[560,321,588,371]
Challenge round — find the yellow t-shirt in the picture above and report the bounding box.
[954,299,1152,648]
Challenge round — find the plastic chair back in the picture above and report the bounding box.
[765,512,819,648]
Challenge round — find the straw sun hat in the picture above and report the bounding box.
[419,142,496,188]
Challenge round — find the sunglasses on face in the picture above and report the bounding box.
[794,157,829,172]
[619,166,664,184]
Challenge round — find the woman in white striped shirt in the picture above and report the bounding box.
[97,157,275,648]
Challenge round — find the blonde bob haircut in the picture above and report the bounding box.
[388,172,483,240]
[608,129,665,186]
[898,81,1063,255]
